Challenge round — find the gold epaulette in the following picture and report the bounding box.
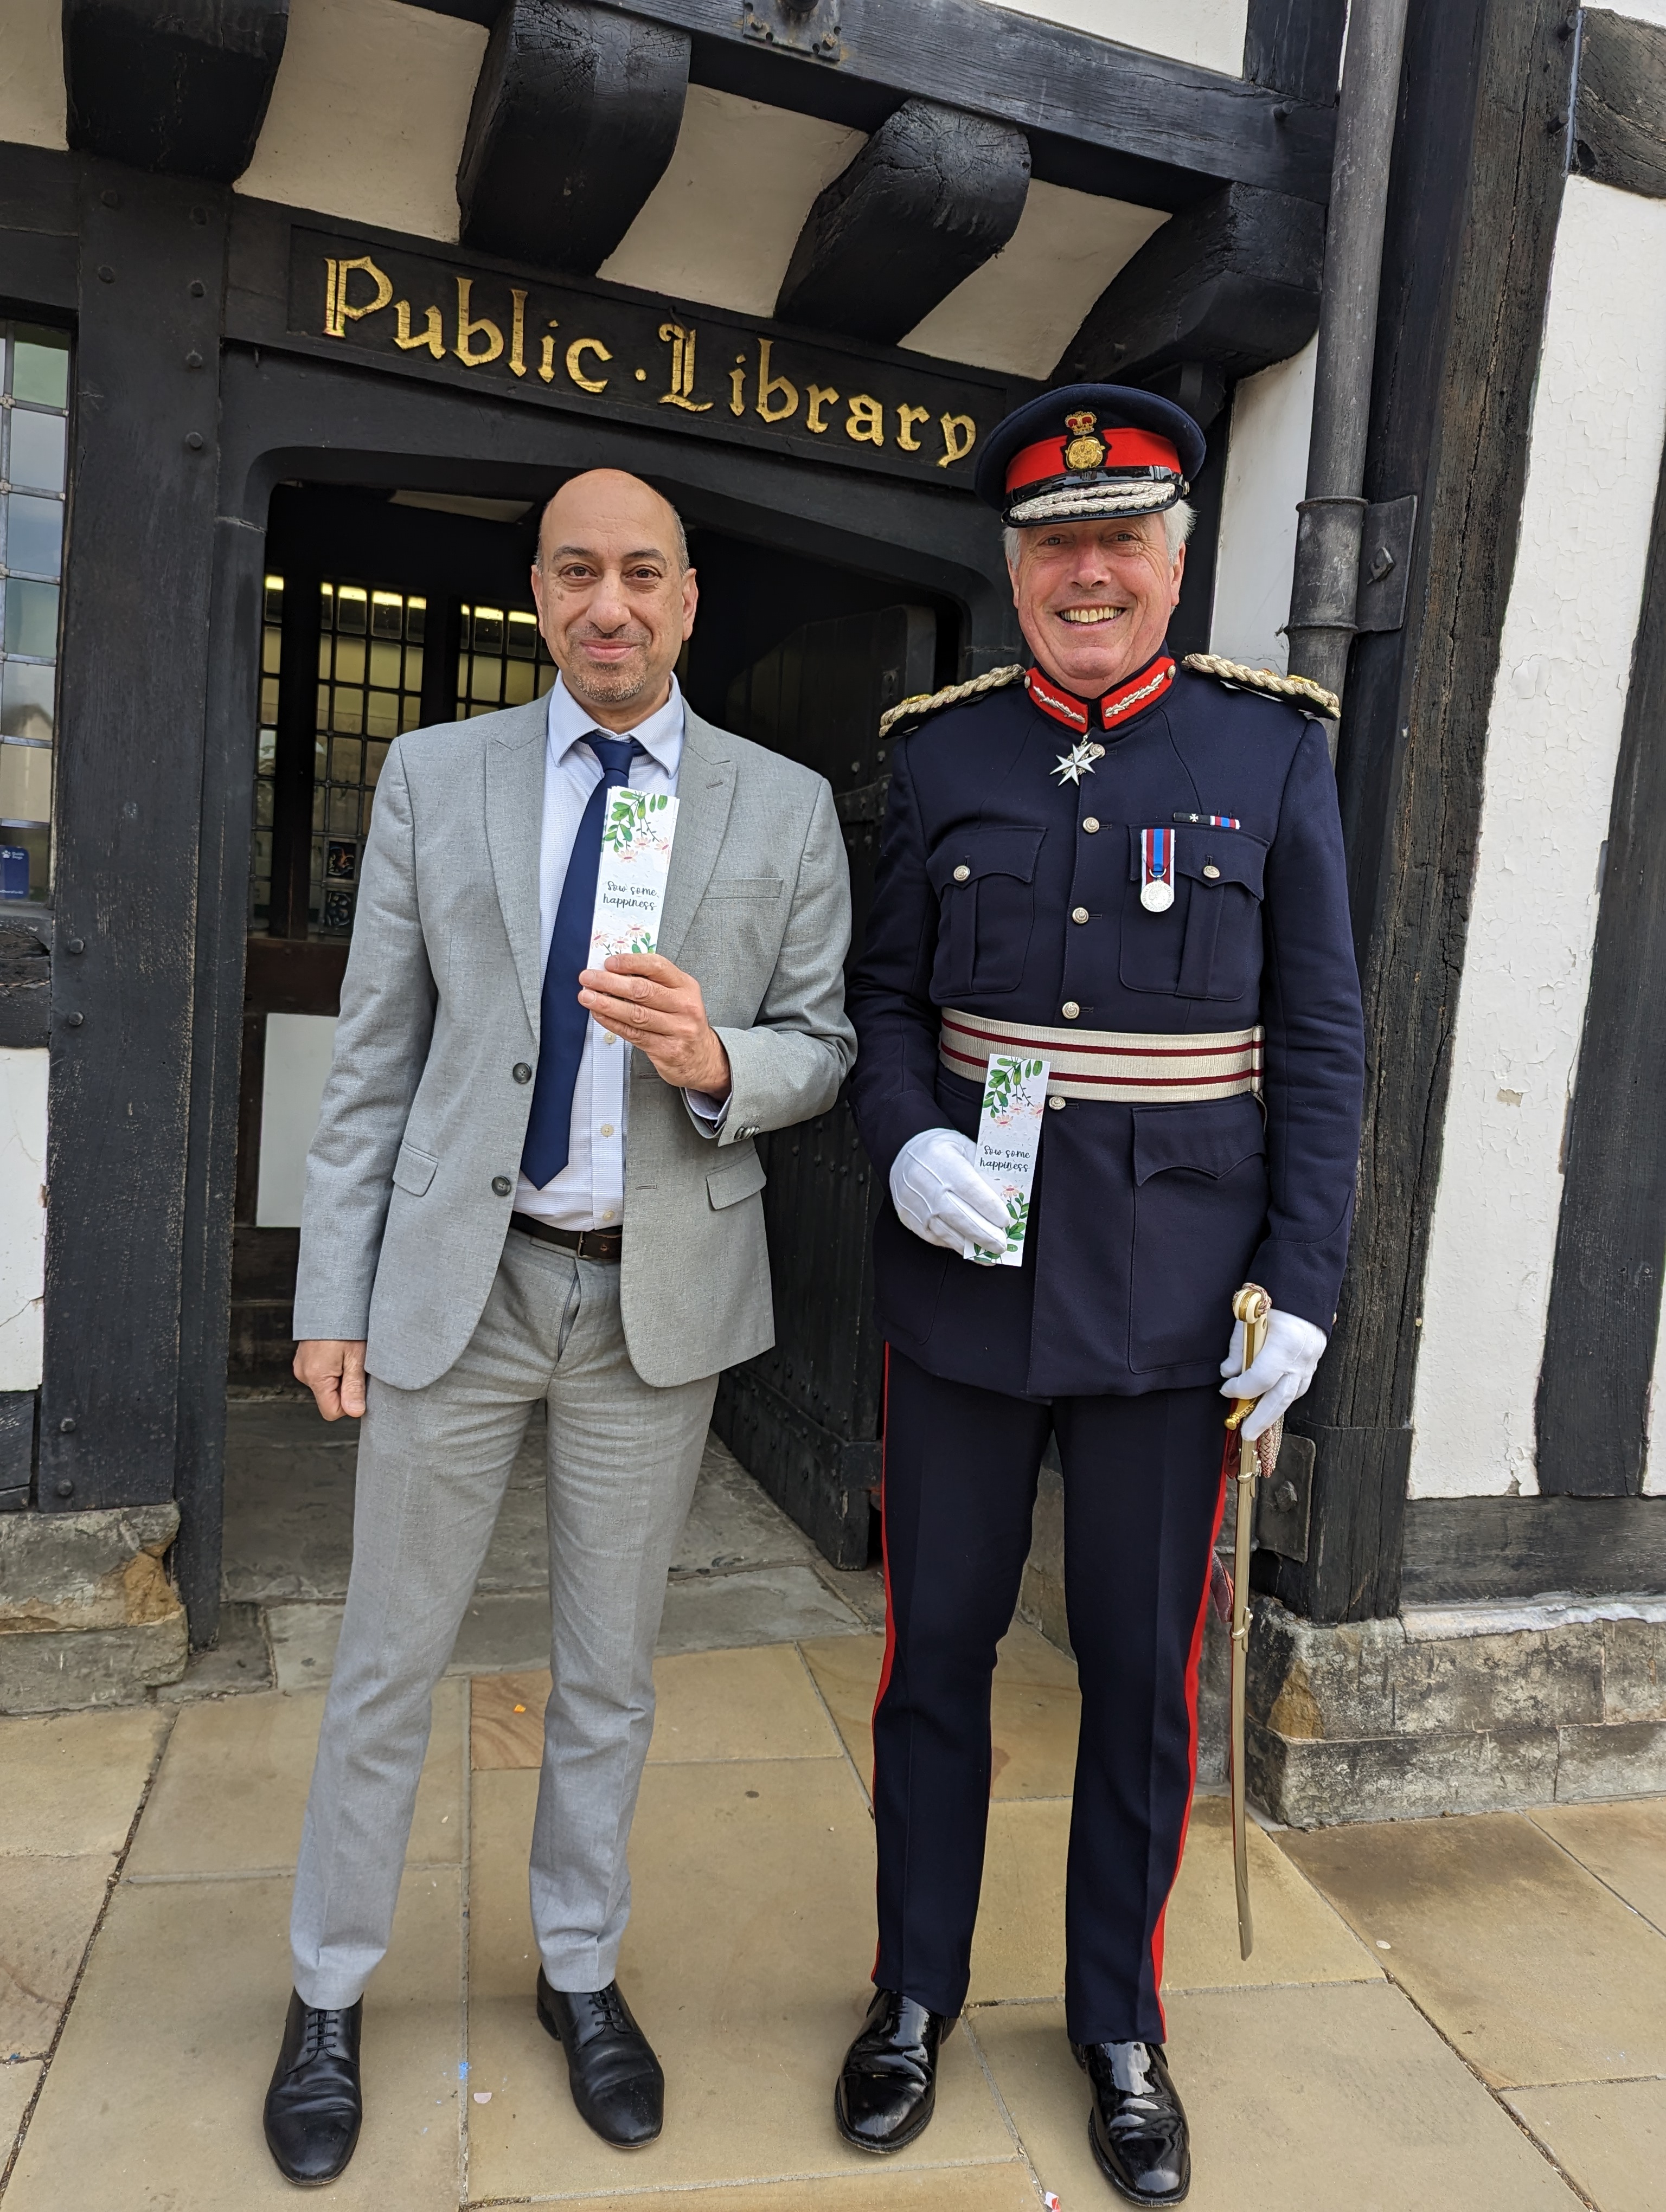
[878,663,1026,740]
[1182,653,1340,719]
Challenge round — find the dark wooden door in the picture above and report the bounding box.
[714,605,936,1566]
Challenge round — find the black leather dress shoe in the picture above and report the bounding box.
[536,1970,664,2147]
[1074,2039,1190,2205]
[263,1990,363,2187]
[834,1988,952,2153]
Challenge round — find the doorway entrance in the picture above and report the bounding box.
[229,479,962,1568]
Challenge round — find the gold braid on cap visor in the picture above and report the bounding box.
[1007,476,1185,524]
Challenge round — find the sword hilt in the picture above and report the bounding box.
[1224,1282,1272,1436]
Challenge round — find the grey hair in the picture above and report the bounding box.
[1003,499,1196,571]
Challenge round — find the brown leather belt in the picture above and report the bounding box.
[510,1212,623,1262]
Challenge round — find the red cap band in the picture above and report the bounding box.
[1006,427,1182,494]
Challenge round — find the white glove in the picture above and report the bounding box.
[1219,1308,1327,1442]
[890,1127,1009,1261]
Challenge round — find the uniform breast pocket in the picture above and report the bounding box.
[1120,826,1267,1002]
[926,826,1045,999]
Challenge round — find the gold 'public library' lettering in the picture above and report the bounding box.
[321,255,979,471]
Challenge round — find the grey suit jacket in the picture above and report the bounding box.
[292,696,855,1390]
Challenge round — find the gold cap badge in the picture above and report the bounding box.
[1063,408,1106,473]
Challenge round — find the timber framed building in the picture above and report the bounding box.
[1,0,1665,1817]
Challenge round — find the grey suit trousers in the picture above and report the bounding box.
[290,1231,717,2010]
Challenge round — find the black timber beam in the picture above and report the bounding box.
[63,0,289,183]
[1056,182,1323,419]
[458,0,690,272]
[1572,9,1666,198]
[41,165,228,1520]
[776,100,1029,345]
[1245,0,1347,106]
[403,0,1335,213]
[1401,1495,1666,1603]
[1535,441,1666,1496]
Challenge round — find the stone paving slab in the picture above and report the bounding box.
[1280,1810,1666,2088]
[1531,1796,1666,1933]
[971,1983,1584,2211]
[528,2172,1042,2210]
[0,1851,115,2060]
[1507,2076,1666,2212]
[470,1645,845,1772]
[465,1761,1015,2201]
[0,1705,169,1856]
[124,1679,466,1880]
[2,1868,464,2212]
[0,2058,41,2174]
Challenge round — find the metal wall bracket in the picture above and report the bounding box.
[1354,494,1418,633]
[1256,1432,1315,1561]
[741,0,845,62]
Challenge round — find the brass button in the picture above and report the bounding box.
[491,1175,511,1197]
[1203,863,1221,880]
[599,1122,615,1138]
[1061,1001,1080,1020]
[512,1062,533,1083]
[953,864,971,883]
[1048,1094,1065,1111]
[1082,816,1100,833]
[1072,905,1090,924]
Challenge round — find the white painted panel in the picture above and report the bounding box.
[1409,177,1666,1500]
[901,183,1167,380]
[600,89,865,321]
[257,1014,339,1230]
[969,0,1247,75]
[0,1046,46,1391]
[236,0,485,243]
[0,0,65,151]
[1208,337,1316,674]
[1607,1,1666,22]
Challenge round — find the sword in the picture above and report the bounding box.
[1222,1282,1275,1960]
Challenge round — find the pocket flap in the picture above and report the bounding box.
[707,1149,767,1209]
[1131,1097,1265,1185]
[391,1141,438,1197]
[927,825,1046,895]
[1127,826,1267,898]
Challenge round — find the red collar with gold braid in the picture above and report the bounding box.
[1024,654,1176,735]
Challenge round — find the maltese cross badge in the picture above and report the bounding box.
[1050,740,1103,787]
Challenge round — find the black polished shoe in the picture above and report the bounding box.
[1074,2039,1190,2205]
[263,1990,363,2187]
[834,1987,952,2153]
[536,1970,664,2147]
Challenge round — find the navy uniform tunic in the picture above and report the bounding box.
[846,652,1365,2047]
[849,657,1365,1399]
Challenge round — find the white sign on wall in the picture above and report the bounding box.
[256,1012,340,1229]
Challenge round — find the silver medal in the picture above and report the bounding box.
[1140,878,1175,914]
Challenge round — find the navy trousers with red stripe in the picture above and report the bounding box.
[872,1349,1226,2046]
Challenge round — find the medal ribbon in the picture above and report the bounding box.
[1142,825,1171,894]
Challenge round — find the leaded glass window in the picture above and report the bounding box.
[457,603,555,715]
[0,322,70,904]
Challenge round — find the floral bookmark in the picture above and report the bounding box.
[971,1053,1050,1266]
[590,789,679,961]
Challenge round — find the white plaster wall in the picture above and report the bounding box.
[0,0,65,150]
[0,1046,46,1392]
[1208,337,1316,674]
[972,0,1247,75]
[901,182,1167,380]
[256,1014,339,1230]
[236,0,486,242]
[599,89,863,321]
[1409,176,1666,1500]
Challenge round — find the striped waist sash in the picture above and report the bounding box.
[938,1008,1264,1103]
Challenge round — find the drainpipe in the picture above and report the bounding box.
[1284,0,1413,732]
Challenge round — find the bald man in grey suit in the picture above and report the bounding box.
[263,471,854,2186]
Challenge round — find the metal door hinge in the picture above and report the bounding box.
[1255,1432,1315,1561]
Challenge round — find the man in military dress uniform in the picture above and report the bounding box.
[835,386,1364,2204]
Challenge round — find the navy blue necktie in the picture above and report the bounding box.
[521,735,644,1188]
